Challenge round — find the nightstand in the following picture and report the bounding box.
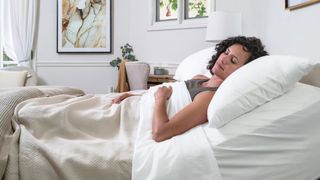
[148,74,176,87]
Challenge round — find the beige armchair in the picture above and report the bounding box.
[125,62,150,90]
[1,66,38,86]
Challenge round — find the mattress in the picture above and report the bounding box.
[203,83,320,180]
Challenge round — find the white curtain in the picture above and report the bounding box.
[0,0,38,67]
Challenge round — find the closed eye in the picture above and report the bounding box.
[231,57,238,64]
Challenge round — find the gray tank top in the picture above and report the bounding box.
[185,79,219,101]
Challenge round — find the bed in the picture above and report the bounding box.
[207,82,320,180]
[1,54,320,180]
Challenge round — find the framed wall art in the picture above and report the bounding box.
[57,0,112,53]
[285,0,320,10]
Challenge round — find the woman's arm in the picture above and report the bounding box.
[152,86,214,142]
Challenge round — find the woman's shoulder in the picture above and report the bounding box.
[192,90,215,105]
[191,74,209,80]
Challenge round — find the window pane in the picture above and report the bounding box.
[157,0,178,21]
[2,51,17,67]
[185,0,211,19]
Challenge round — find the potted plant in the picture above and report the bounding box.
[110,43,138,69]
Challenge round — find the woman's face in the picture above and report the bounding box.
[212,44,251,80]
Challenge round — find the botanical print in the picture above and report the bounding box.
[58,0,111,52]
[288,0,308,6]
[286,0,320,10]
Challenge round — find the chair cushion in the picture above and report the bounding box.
[0,70,28,87]
[1,66,38,86]
[125,62,150,90]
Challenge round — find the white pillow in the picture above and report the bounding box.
[207,55,317,128]
[0,70,28,88]
[174,47,215,81]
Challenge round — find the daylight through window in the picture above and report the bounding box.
[156,0,212,22]
[157,0,178,21]
[185,0,210,19]
[0,2,16,68]
[151,0,214,31]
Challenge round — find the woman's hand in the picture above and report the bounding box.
[154,86,172,102]
[112,93,133,104]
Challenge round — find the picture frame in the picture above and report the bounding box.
[57,0,112,53]
[285,0,320,10]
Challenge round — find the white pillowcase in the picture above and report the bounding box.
[207,55,317,128]
[174,47,214,81]
[0,70,28,88]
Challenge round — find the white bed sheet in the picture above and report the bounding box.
[203,83,320,180]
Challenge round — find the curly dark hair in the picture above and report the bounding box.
[207,36,268,72]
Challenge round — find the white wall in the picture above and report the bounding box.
[36,0,320,93]
[36,0,212,93]
[124,1,212,64]
[36,0,133,94]
[217,0,320,60]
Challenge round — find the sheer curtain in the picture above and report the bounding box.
[0,0,38,67]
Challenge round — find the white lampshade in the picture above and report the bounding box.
[206,11,242,42]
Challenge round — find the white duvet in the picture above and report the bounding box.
[8,82,222,180]
[132,82,222,180]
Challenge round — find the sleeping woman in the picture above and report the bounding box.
[112,36,268,142]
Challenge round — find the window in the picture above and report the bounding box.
[0,4,16,68]
[0,1,3,68]
[157,0,178,21]
[0,33,3,68]
[1,52,16,68]
[185,0,209,19]
[149,0,214,31]
[0,39,16,68]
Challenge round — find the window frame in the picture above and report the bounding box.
[148,0,215,31]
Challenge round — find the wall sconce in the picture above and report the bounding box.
[206,11,242,42]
